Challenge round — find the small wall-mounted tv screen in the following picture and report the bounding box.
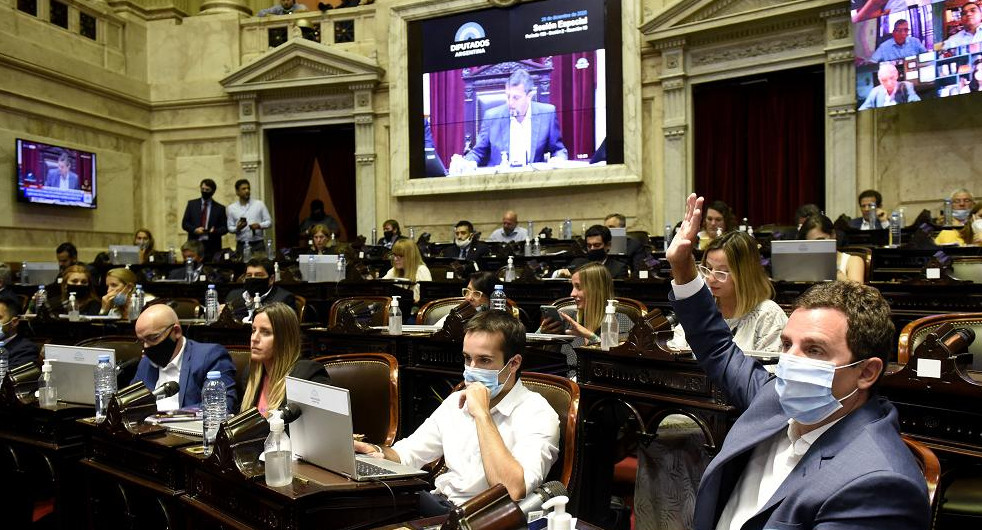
[407,0,623,179]
[16,138,97,208]
[854,0,982,111]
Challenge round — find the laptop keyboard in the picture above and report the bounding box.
[356,459,396,477]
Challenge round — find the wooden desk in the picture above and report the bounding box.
[373,515,604,529]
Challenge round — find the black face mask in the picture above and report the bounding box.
[587,249,607,262]
[243,278,269,296]
[66,284,89,296]
[201,190,214,201]
[143,333,178,367]
[383,230,394,241]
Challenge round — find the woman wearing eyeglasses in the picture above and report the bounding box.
[381,238,432,303]
[797,215,865,283]
[434,271,500,327]
[669,231,786,352]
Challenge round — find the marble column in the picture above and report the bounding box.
[659,42,689,225]
[199,0,251,16]
[350,83,377,236]
[235,94,262,185]
[822,9,858,219]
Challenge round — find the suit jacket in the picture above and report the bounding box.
[225,285,296,321]
[566,256,629,279]
[465,102,567,167]
[181,198,229,259]
[4,335,40,370]
[441,241,490,261]
[44,168,79,189]
[131,338,239,412]
[671,285,929,530]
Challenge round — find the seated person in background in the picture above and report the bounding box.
[382,238,432,304]
[540,263,632,345]
[847,188,890,229]
[307,224,336,255]
[442,220,490,261]
[450,69,567,172]
[0,263,14,301]
[858,63,920,110]
[377,219,405,249]
[604,213,652,272]
[935,188,975,227]
[851,0,908,23]
[354,311,559,511]
[56,241,79,274]
[134,228,156,264]
[240,302,330,416]
[697,200,736,250]
[132,304,238,412]
[100,268,158,319]
[936,203,982,246]
[869,20,927,63]
[51,265,101,315]
[0,297,40,369]
[668,231,787,352]
[167,240,224,283]
[257,0,307,17]
[554,224,628,279]
[798,215,866,283]
[434,271,499,328]
[225,258,296,321]
[795,203,822,230]
[299,199,340,242]
[487,210,529,243]
[666,193,929,530]
[943,2,982,48]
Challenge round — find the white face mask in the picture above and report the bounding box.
[973,218,982,233]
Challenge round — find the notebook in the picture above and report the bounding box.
[285,376,427,481]
[43,344,115,405]
[770,239,837,282]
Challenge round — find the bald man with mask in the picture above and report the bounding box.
[131,304,238,412]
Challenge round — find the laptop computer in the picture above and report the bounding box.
[21,262,59,286]
[109,245,141,265]
[43,344,116,405]
[285,376,427,481]
[424,147,448,177]
[770,239,837,282]
[609,227,627,255]
[297,254,341,283]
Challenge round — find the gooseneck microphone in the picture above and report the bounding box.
[152,381,180,400]
[517,480,568,517]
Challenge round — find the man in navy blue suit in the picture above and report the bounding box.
[131,304,238,412]
[451,69,566,172]
[181,178,229,260]
[44,151,80,190]
[664,193,929,530]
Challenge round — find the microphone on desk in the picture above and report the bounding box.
[278,402,303,424]
[517,481,568,518]
[940,327,976,358]
[152,381,180,401]
[115,357,140,376]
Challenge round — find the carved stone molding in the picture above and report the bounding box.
[681,0,787,25]
[829,21,850,41]
[663,78,685,91]
[652,38,686,51]
[262,96,353,116]
[240,123,256,133]
[355,154,376,165]
[664,126,687,138]
[241,161,259,171]
[819,7,850,19]
[353,114,373,125]
[690,29,824,66]
[257,59,345,83]
[827,50,854,63]
[828,105,856,118]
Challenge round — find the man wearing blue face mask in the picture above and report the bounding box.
[664,193,929,530]
[353,311,560,513]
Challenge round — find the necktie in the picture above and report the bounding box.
[200,201,209,228]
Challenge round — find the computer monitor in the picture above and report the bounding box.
[43,344,116,405]
[109,245,141,265]
[770,239,837,282]
[297,254,341,283]
[609,227,627,255]
[20,262,59,286]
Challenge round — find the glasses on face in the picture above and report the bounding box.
[462,287,483,299]
[697,264,730,282]
[139,325,174,344]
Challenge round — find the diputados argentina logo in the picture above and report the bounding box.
[450,22,491,57]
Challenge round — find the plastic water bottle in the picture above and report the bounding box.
[129,284,145,320]
[371,227,377,244]
[337,254,347,280]
[243,242,252,262]
[943,198,953,226]
[274,262,281,282]
[202,370,227,454]
[112,248,119,264]
[531,236,541,256]
[865,202,878,230]
[562,219,573,240]
[490,284,507,312]
[307,255,317,282]
[664,224,673,251]
[68,293,80,322]
[266,238,273,257]
[264,409,293,487]
[0,341,8,381]
[94,354,116,422]
[204,284,219,323]
[184,257,194,283]
[409,227,416,240]
[34,285,48,312]
[524,237,532,257]
[890,211,902,247]
[601,299,619,351]
[388,296,402,336]
[38,360,57,409]
[504,256,517,282]
[20,261,28,285]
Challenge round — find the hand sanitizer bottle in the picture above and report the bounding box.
[264,410,293,487]
[388,296,403,336]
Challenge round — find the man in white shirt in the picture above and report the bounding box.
[487,210,529,243]
[944,2,982,49]
[226,179,273,256]
[664,194,928,530]
[353,311,559,513]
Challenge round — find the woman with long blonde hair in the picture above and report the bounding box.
[540,263,630,344]
[240,302,330,416]
[381,238,432,303]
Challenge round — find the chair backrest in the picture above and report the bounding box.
[901,435,940,521]
[293,294,308,322]
[840,245,872,283]
[950,256,982,283]
[154,298,203,319]
[417,297,466,325]
[521,372,580,488]
[552,296,647,325]
[897,313,982,365]
[327,296,392,328]
[312,353,400,445]
[223,345,253,409]
[74,335,145,386]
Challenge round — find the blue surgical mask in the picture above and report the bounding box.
[463,362,512,399]
[113,292,128,307]
[952,209,971,222]
[775,355,864,425]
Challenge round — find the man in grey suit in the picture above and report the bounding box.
[44,151,80,190]
[664,193,929,530]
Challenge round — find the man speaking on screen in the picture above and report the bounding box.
[449,69,567,173]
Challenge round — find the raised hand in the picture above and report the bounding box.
[666,193,704,284]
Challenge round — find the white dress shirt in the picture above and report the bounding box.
[227,199,272,243]
[391,380,560,506]
[154,337,187,411]
[508,106,533,166]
